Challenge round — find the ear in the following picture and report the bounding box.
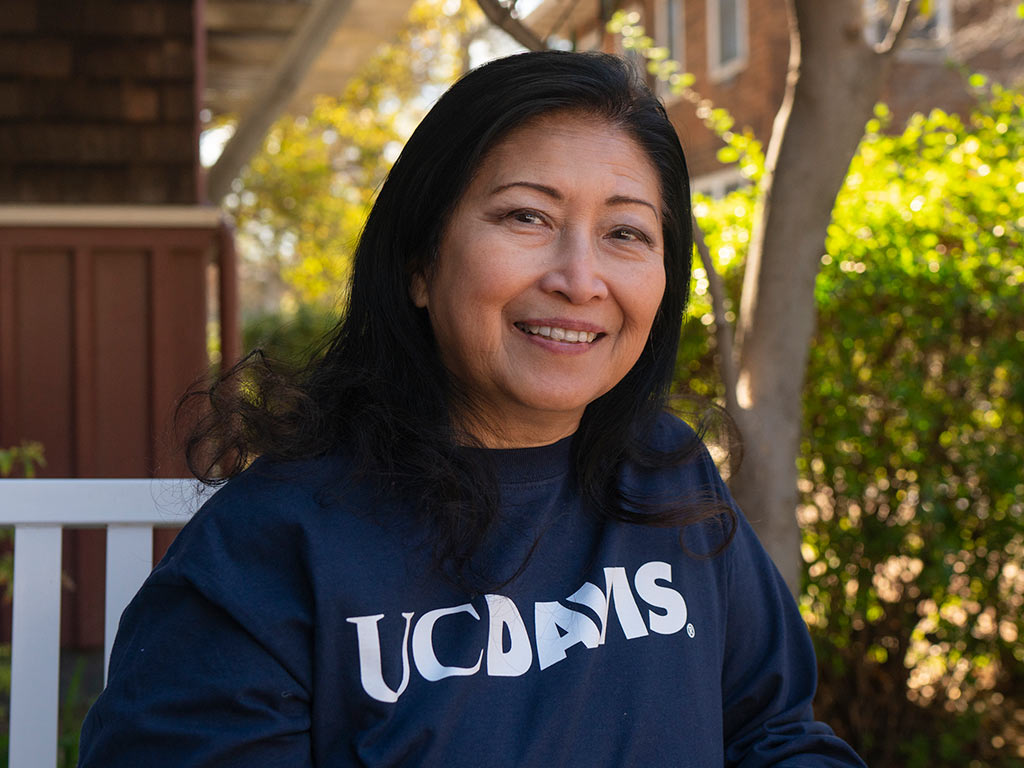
[409,272,429,308]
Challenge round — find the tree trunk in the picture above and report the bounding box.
[729,0,906,592]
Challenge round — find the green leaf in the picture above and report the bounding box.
[717,146,740,164]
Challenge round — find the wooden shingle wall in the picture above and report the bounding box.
[0,0,200,204]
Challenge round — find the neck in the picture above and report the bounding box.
[454,412,580,449]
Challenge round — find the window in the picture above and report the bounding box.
[654,0,685,98]
[707,0,747,81]
[863,0,953,50]
[656,0,685,66]
[691,167,748,199]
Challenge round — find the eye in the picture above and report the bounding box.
[609,226,651,244]
[508,209,545,225]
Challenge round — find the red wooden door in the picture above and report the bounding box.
[0,211,237,649]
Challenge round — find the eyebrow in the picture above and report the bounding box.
[490,181,661,222]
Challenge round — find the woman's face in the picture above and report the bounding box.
[411,112,666,448]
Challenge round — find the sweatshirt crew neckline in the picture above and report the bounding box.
[467,433,574,486]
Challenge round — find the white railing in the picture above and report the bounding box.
[0,479,210,768]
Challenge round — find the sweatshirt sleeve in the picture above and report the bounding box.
[77,476,315,768]
[78,581,312,768]
[720,510,866,767]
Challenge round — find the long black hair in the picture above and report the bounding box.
[184,51,732,582]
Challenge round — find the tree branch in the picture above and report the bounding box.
[874,0,918,55]
[546,0,585,41]
[475,0,548,51]
[692,216,740,413]
[206,0,356,201]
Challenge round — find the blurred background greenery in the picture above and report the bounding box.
[683,84,1024,767]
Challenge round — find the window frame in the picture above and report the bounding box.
[862,0,953,53]
[691,167,748,199]
[654,0,686,99]
[706,0,748,83]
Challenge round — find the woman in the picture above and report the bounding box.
[79,51,864,767]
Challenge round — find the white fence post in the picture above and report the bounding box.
[0,478,208,768]
[9,525,63,768]
[104,525,155,684]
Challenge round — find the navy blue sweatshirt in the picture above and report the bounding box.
[79,415,865,767]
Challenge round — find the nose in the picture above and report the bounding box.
[538,229,609,304]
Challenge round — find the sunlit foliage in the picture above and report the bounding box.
[611,10,1024,764]
[684,80,1024,768]
[800,85,1024,766]
[224,0,484,313]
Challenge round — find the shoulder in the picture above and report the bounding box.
[647,409,700,446]
[198,453,352,515]
[153,453,377,589]
[626,410,729,500]
[613,411,736,552]
[643,411,716,471]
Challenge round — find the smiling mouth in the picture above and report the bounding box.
[514,322,599,344]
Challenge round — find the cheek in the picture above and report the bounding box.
[431,301,483,354]
[427,275,510,364]
[623,267,666,334]
[437,248,533,330]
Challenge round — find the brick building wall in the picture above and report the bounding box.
[537,0,790,181]
[557,0,1023,188]
[662,0,789,182]
[0,0,199,204]
[664,0,1024,187]
[880,0,1024,128]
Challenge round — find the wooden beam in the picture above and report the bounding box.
[206,0,357,201]
[206,0,310,33]
[207,33,288,67]
[0,205,223,228]
[475,0,547,51]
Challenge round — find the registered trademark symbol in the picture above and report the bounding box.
[686,623,695,638]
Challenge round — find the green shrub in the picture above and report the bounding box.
[800,86,1024,767]
[678,84,1023,766]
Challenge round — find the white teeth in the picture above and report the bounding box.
[516,323,597,343]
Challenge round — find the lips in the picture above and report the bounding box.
[514,322,600,343]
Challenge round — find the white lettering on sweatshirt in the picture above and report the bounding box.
[346,560,691,703]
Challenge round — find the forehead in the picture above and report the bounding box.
[470,112,663,202]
